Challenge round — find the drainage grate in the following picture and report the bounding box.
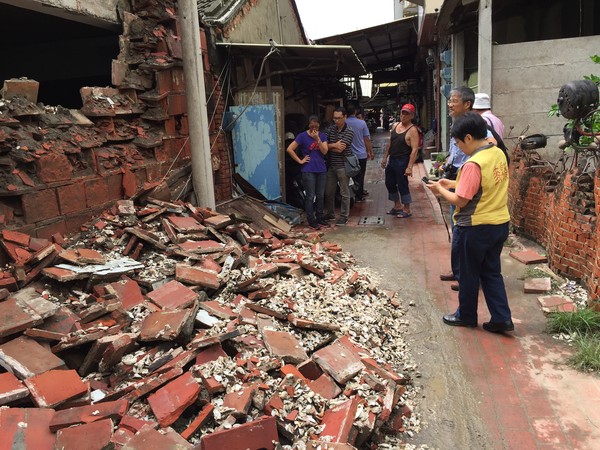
[358,216,385,225]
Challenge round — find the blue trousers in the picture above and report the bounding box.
[452,222,511,324]
[384,156,412,204]
[302,171,326,225]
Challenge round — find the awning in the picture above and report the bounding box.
[216,42,366,77]
[315,16,418,74]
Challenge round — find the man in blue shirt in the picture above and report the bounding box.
[345,104,373,201]
[441,86,497,287]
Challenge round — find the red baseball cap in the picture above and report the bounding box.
[401,104,416,114]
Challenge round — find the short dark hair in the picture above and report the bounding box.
[307,115,320,124]
[346,103,357,115]
[451,86,475,110]
[334,107,347,116]
[450,112,488,141]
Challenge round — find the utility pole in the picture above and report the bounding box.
[178,0,216,208]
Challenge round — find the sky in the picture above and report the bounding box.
[294,0,396,40]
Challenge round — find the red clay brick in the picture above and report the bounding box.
[308,373,342,400]
[319,397,360,444]
[85,178,111,208]
[509,249,548,264]
[199,415,278,450]
[108,276,145,310]
[56,182,87,215]
[147,280,197,310]
[49,399,128,432]
[195,343,228,365]
[262,329,308,364]
[222,383,258,417]
[0,408,55,450]
[25,369,88,408]
[55,418,113,450]
[22,189,60,223]
[312,339,364,384]
[35,152,73,183]
[139,309,194,342]
[0,336,66,379]
[176,264,220,289]
[148,372,200,427]
[0,371,29,405]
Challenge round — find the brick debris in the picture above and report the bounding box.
[0,196,424,449]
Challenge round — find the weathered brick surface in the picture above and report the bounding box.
[22,189,60,223]
[508,156,600,303]
[57,182,87,215]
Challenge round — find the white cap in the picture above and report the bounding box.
[284,132,295,140]
[473,93,491,109]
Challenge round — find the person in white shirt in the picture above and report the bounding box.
[473,93,505,139]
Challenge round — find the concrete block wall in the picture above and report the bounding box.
[509,149,600,303]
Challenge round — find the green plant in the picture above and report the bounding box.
[518,266,548,280]
[548,55,600,149]
[568,334,600,372]
[547,308,600,335]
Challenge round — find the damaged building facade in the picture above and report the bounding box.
[0,1,421,448]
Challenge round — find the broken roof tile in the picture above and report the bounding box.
[25,369,88,408]
[312,339,364,385]
[49,399,129,432]
[54,418,114,450]
[0,371,30,405]
[148,372,201,427]
[0,335,66,379]
[146,279,197,310]
[0,408,55,450]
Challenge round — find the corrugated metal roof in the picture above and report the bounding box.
[315,16,418,73]
[216,42,366,76]
[197,0,245,24]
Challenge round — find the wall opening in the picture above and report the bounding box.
[0,3,119,108]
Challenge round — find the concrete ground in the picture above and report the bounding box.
[321,131,600,449]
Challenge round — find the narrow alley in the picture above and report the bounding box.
[325,130,600,449]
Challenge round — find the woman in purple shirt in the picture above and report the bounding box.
[286,115,329,230]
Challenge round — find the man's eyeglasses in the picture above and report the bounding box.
[333,117,343,121]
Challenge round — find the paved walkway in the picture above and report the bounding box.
[323,131,600,449]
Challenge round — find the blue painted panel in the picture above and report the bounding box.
[230,104,281,200]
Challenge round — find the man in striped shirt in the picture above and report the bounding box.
[324,107,355,225]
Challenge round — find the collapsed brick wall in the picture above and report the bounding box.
[0,0,233,240]
[508,147,600,302]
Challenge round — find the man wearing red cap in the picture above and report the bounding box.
[380,103,420,218]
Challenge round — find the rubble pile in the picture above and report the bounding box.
[0,197,421,449]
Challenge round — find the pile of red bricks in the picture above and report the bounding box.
[0,196,419,449]
[509,145,600,304]
[0,0,232,238]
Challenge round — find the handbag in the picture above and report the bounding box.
[344,153,361,177]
